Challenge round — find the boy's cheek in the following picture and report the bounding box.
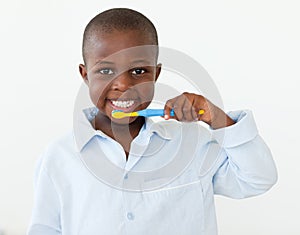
[136,83,155,101]
[89,84,107,107]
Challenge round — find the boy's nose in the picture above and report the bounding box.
[111,72,133,91]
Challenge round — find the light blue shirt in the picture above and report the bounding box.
[27,108,277,235]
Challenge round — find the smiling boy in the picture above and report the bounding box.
[79,28,161,159]
[27,8,277,235]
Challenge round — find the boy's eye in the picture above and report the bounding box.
[131,68,146,75]
[99,68,114,75]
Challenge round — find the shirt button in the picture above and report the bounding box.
[127,212,134,220]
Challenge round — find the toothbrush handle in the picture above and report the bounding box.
[139,109,175,117]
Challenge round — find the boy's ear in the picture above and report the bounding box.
[79,64,89,85]
[155,63,162,82]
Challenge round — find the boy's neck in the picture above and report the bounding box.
[93,115,145,159]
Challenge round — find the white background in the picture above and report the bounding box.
[0,0,299,234]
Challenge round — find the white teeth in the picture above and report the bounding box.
[112,100,135,108]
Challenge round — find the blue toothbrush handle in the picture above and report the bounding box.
[138,109,175,117]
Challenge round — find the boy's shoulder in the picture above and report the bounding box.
[38,130,78,170]
[46,130,76,155]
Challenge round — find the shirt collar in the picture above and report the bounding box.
[73,107,172,153]
[147,118,172,140]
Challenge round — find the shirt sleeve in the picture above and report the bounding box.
[27,153,62,235]
[209,110,278,199]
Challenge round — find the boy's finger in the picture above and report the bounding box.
[192,101,202,121]
[196,97,210,122]
[173,96,185,121]
[182,98,194,121]
[191,104,198,121]
[164,99,174,120]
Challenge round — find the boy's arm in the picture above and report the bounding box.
[27,154,62,235]
[163,92,277,198]
[209,110,278,198]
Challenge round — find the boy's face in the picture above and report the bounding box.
[79,30,161,125]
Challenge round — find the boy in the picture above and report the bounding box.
[27,8,277,235]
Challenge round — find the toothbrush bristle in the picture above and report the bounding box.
[111,110,126,119]
[111,110,139,119]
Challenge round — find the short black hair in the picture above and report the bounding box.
[82,8,158,64]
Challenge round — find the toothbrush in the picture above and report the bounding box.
[111,109,205,119]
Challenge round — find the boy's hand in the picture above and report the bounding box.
[163,92,236,129]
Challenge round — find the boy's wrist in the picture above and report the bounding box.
[209,113,236,130]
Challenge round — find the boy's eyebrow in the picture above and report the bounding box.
[131,59,153,64]
[94,59,155,66]
[95,60,115,65]
[129,59,156,67]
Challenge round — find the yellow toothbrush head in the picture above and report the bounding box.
[111,110,139,119]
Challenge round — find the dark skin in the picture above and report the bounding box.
[164,92,236,129]
[79,29,235,160]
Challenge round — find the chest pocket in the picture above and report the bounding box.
[138,167,205,235]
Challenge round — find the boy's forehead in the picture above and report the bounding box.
[91,29,152,45]
[85,30,157,64]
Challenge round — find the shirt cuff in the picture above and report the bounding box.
[210,110,258,148]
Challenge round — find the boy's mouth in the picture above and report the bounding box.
[111,100,135,108]
[108,99,137,112]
